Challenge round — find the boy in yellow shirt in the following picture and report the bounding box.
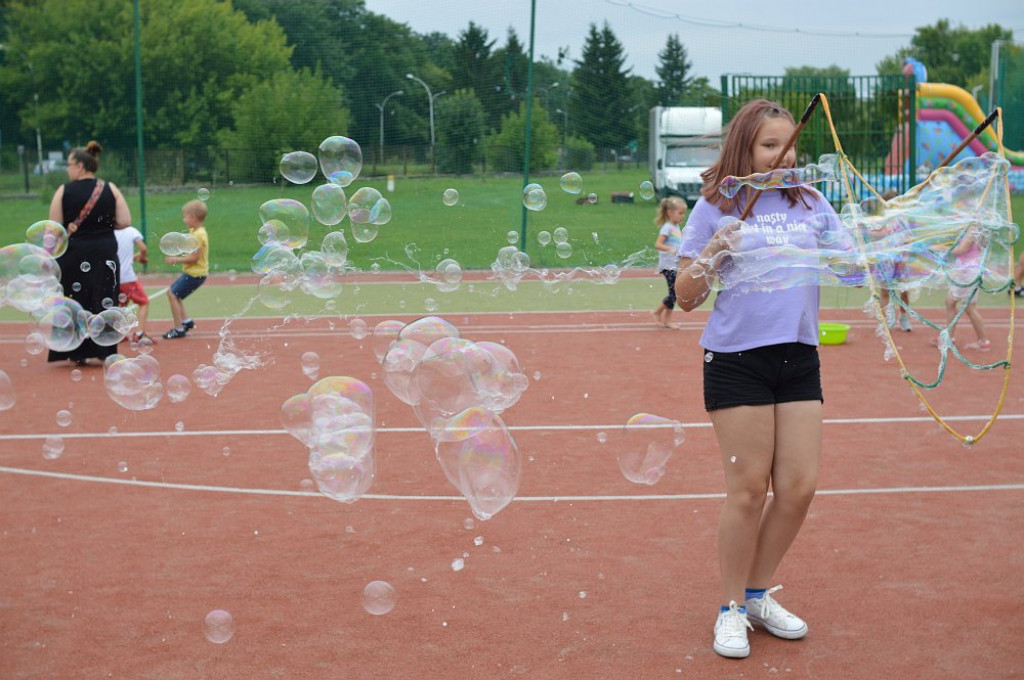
[163,199,209,339]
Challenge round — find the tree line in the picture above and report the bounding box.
[0,0,1015,180]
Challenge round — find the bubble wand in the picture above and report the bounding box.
[819,94,1014,445]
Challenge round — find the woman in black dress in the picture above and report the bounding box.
[47,140,132,364]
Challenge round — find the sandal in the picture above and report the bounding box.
[964,339,992,351]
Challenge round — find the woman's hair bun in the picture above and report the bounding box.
[86,140,103,157]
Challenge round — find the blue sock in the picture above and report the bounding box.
[745,588,767,600]
[720,604,746,614]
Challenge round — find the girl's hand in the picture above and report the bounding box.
[706,218,743,257]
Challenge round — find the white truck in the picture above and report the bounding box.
[648,106,722,206]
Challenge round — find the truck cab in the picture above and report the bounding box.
[649,107,722,207]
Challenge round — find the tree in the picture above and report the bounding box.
[489,27,530,129]
[219,68,349,181]
[485,100,559,172]
[435,89,485,174]
[569,22,633,151]
[655,34,693,106]
[0,0,294,151]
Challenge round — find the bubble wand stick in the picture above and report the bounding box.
[738,93,822,222]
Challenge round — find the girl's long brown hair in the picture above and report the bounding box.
[700,99,810,214]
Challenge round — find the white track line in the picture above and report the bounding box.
[0,465,1020,501]
[0,414,1021,441]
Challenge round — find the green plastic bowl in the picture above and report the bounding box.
[819,322,850,345]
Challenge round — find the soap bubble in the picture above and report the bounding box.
[301,351,321,380]
[104,355,163,411]
[442,188,459,206]
[362,581,397,615]
[25,220,68,258]
[638,180,656,200]
[318,136,363,187]
[617,413,685,485]
[560,172,583,194]
[348,187,391,227]
[203,610,235,644]
[279,151,319,184]
[371,320,405,361]
[537,230,551,246]
[36,297,89,353]
[311,183,348,226]
[42,435,64,460]
[321,231,349,267]
[258,199,310,250]
[197,187,210,201]
[433,259,463,293]
[523,183,547,211]
[433,406,521,521]
[0,370,15,410]
[165,374,192,403]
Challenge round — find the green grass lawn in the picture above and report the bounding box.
[0,169,659,275]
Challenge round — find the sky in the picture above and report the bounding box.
[362,0,1023,83]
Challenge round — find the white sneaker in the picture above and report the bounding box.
[898,315,913,332]
[745,585,808,639]
[713,601,753,658]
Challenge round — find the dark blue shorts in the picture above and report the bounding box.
[702,342,823,411]
[170,273,207,300]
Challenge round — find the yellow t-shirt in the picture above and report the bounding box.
[184,225,209,277]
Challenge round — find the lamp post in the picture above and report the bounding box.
[405,73,445,172]
[375,89,403,168]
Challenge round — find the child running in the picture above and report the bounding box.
[163,199,209,339]
[674,99,841,659]
[652,196,687,328]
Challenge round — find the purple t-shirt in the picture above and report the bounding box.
[678,189,840,352]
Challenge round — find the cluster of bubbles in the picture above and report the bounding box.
[281,376,376,504]
[1,236,137,352]
[684,153,1019,300]
[615,413,686,485]
[376,316,528,520]
[718,154,840,198]
[535,226,573,260]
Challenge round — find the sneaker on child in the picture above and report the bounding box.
[163,327,187,339]
[745,585,808,640]
[713,601,753,658]
[898,315,912,332]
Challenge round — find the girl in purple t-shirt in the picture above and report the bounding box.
[674,99,839,659]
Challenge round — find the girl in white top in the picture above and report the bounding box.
[651,196,687,328]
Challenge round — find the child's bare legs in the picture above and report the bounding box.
[136,302,149,334]
[962,302,989,345]
[662,306,674,328]
[711,401,821,604]
[167,291,184,328]
[943,293,959,344]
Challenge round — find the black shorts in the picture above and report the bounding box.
[702,342,823,411]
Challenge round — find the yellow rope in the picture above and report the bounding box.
[815,93,1015,445]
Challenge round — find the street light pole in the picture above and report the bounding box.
[375,89,403,168]
[405,73,445,173]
